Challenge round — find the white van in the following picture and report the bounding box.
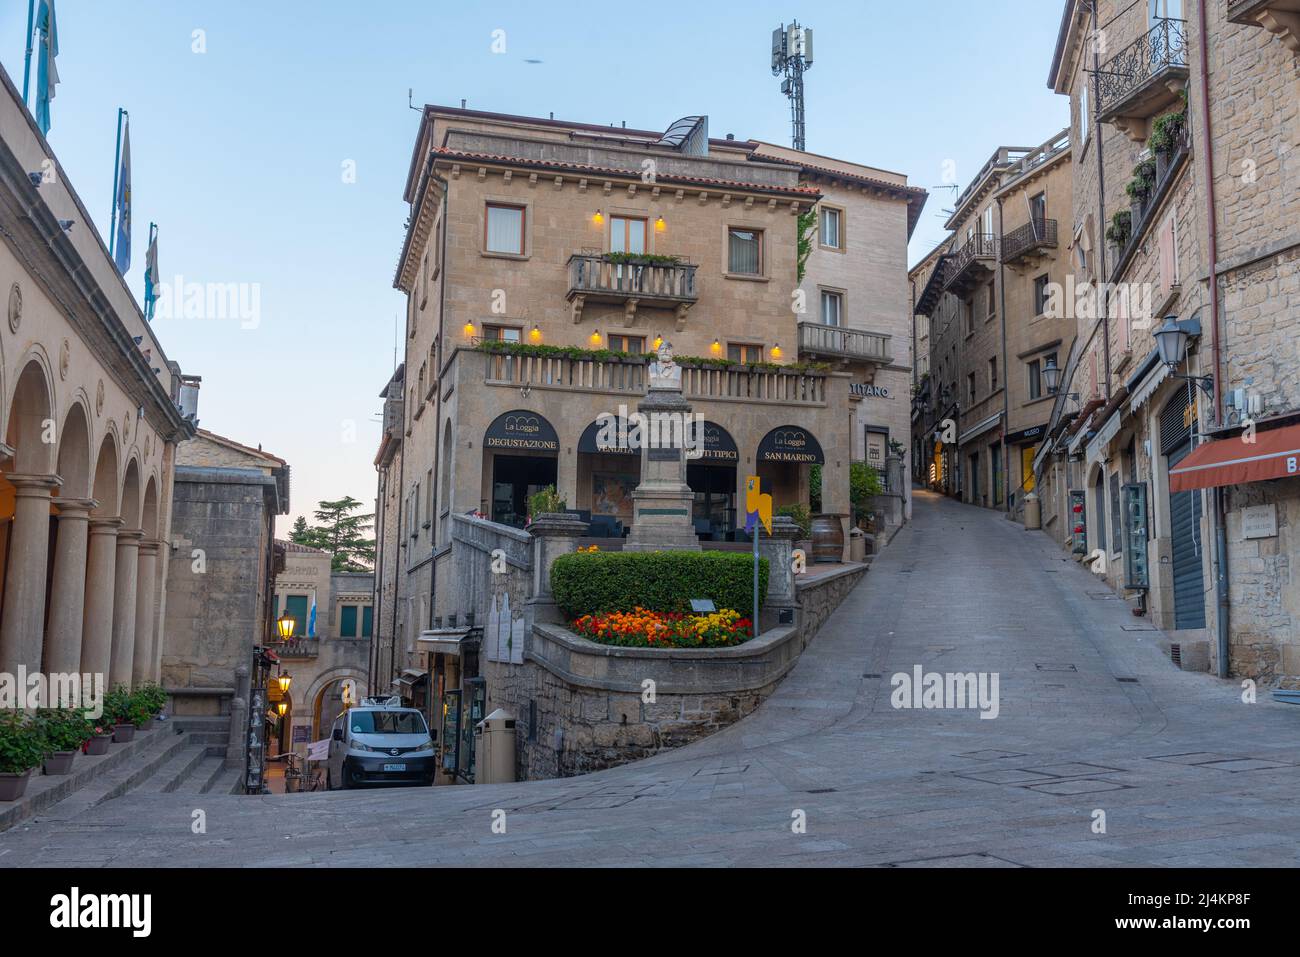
[326,697,437,789]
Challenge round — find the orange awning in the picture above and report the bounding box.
[1168,424,1300,492]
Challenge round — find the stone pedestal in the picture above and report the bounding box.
[528,512,589,623]
[624,386,701,553]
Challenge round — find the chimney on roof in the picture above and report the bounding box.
[621,121,626,128]
[726,133,735,140]
[460,99,466,109]
[178,375,201,424]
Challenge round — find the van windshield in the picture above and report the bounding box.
[350,711,427,735]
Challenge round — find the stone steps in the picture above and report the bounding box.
[1,716,237,831]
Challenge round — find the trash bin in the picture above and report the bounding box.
[1023,492,1041,530]
[849,527,866,563]
[474,708,517,784]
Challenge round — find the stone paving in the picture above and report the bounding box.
[4,490,1300,867]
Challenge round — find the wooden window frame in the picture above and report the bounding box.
[725,226,765,278]
[484,202,527,257]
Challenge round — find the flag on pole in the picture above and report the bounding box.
[144,224,160,320]
[113,117,131,273]
[307,598,317,639]
[34,0,59,135]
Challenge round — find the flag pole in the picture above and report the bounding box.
[108,108,125,258]
[144,222,157,320]
[752,520,761,639]
[21,0,36,107]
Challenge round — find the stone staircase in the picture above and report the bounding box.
[0,715,240,833]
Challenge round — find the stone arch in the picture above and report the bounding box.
[306,666,367,739]
[121,457,142,529]
[141,475,159,539]
[55,400,93,498]
[4,356,55,473]
[90,431,121,517]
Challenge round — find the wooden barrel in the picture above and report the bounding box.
[811,514,844,564]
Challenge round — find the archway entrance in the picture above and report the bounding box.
[483,410,559,528]
[687,421,739,540]
[755,425,825,511]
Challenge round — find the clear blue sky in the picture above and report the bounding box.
[1,0,1067,537]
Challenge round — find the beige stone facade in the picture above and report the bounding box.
[912,132,1074,519]
[374,106,923,687]
[0,64,193,691]
[1042,0,1300,682]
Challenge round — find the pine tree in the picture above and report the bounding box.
[289,515,311,544]
[309,496,376,571]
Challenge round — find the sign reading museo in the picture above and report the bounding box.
[483,410,559,452]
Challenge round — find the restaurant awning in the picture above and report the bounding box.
[1168,424,1300,492]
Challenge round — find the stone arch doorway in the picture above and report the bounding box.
[307,667,366,740]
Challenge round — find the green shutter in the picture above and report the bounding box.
[340,605,358,638]
[284,595,309,633]
[361,605,374,638]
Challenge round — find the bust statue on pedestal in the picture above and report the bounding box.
[648,341,681,391]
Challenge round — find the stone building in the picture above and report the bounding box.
[163,429,288,718]
[370,363,404,695]
[1040,0,1300,682]
[911,130,1074,518]
[269,543,372,750]
[374,105,924,686]
[0,64,194,691]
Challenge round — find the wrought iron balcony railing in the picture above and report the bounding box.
[1001,218,1058,264]
[942,233,999,295]
[796,321,892,364]
[1096,18,1189,127]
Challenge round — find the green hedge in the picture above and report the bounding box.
[551,551,768,619]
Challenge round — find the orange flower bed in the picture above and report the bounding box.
[570,607,752,648]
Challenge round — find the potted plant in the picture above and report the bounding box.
[136,682,166,730]
[0,710,46,801]
[526,485,568,524]
[126,692,153,734]
[36,708,92,775]
[85,723,114,756]
[104,685,135,742]
[1149,110,1187,179]
[1106,209,1132,259]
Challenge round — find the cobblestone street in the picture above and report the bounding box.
[4,491,1299,868]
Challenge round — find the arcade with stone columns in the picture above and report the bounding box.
[0,62,195,690]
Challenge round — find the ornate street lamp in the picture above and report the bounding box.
[1042,356,1062,395]
[276,614,296,641]
[276,701,289,717]
[276,671,292,695]
[1154,315,1214,394]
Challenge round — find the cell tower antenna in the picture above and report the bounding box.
[770,20,814,151]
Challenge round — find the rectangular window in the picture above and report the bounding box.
[1080,81,1089,144]
[284,594,309,633]
[340,605,358,638]
[727,343,763,363]
[820,290,843,326]
[485,203,525,255]
[989,357,998,392]
[607,334,645,353]
[967,372,977,404]
[964,300,974,336]
[986,282,996,321]
[1028,359,1042,400]
[361,605,374,639]
[820,207,841,248]
[1109,470,1123,555]
[1030,192,1047,226]
[483,325,521,342]
[727,228,762,275]
[1034,274,1050,316]
[610,216,646,254]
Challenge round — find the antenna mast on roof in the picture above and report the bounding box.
[771,20,814,151]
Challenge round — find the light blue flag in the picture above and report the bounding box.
[144,225,159,320]
[114,118,131,273]
[34,0,59,135]
[308,599,317,639]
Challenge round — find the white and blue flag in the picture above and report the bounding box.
[34,0,59,136]
[113,117,131,273]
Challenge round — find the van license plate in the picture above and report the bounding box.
[383,763,406,772]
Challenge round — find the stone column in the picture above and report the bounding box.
[109,529,143,688]
[0,474,61,676]
[80,517,122,678]
[527,512,589,623]
[131,540,161,686]
[43,497,97,675]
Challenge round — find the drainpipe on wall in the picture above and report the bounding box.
[1195,0,1230,678]
[997,196,1011,513]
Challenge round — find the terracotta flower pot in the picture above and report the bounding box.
[112,723,136,743]
[86,735,112,756]
[43,750,77,775]
[0,770,33,802]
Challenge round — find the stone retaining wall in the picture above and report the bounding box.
[483,563,866,779]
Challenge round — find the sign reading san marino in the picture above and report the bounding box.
[484,410,559,451]
[756,426,825,464]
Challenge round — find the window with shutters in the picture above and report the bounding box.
[1157,214,1178,300]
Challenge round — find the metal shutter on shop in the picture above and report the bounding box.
[1161,396,1206,629]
